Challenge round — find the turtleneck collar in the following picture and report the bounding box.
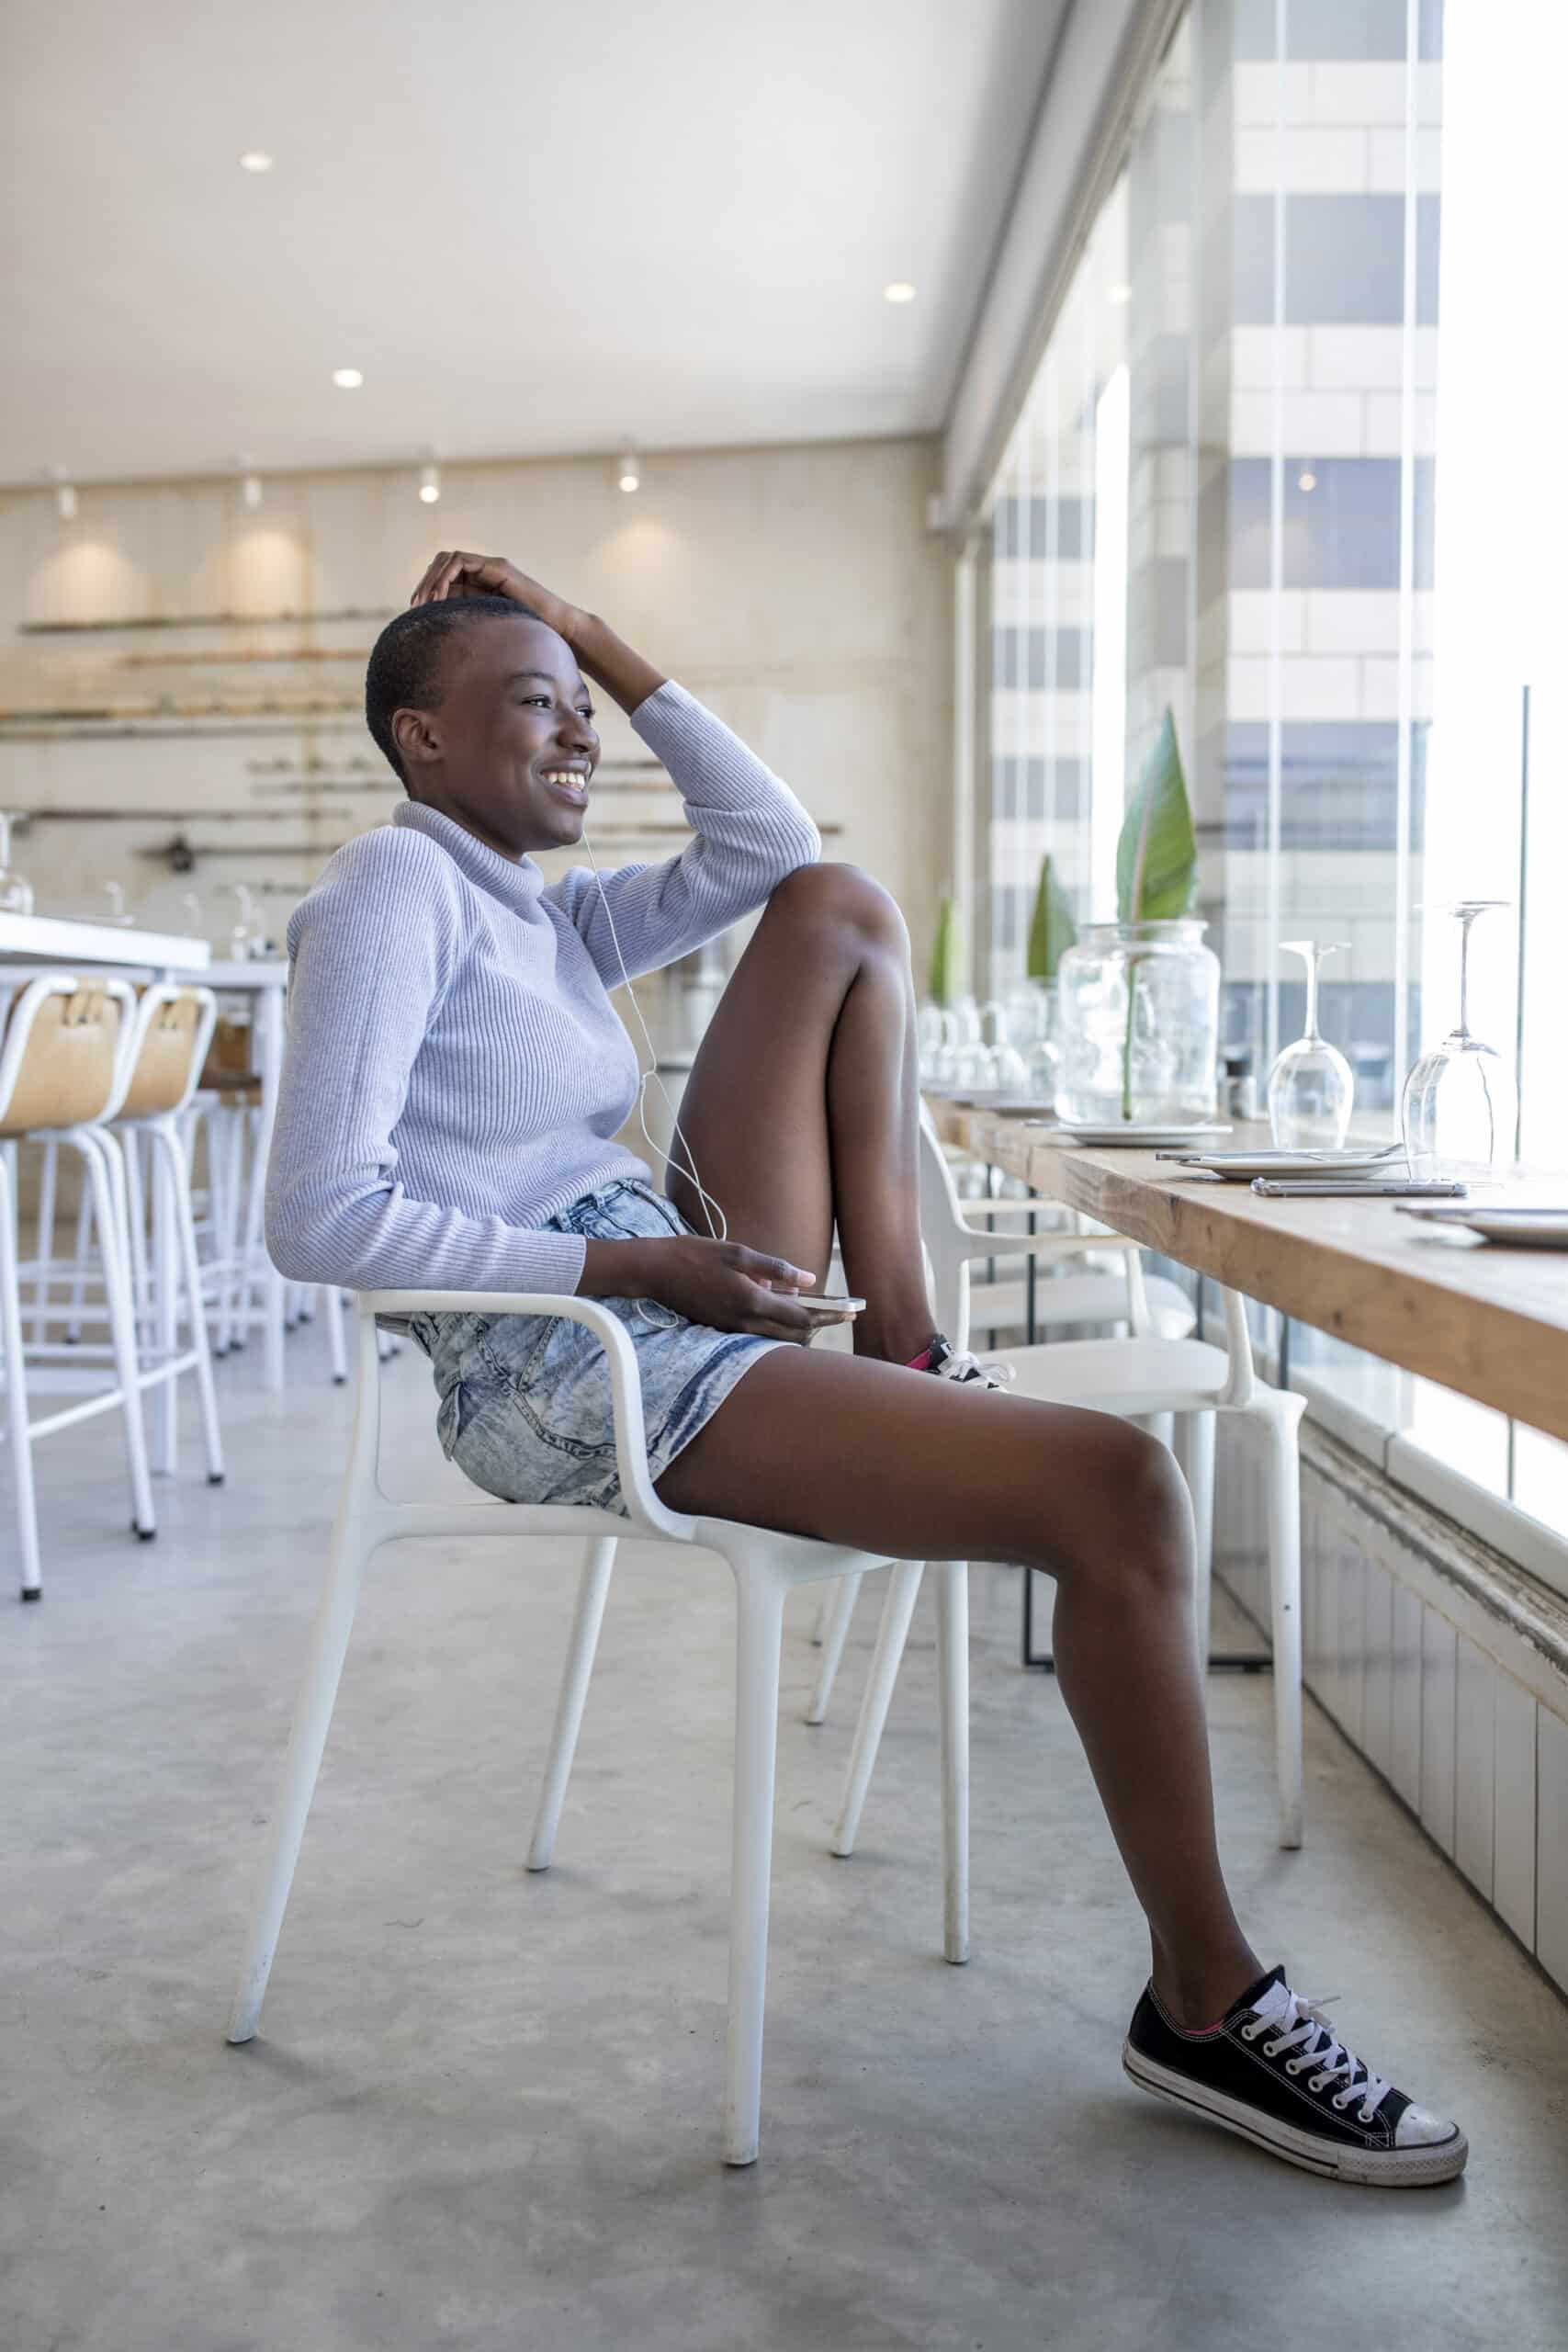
[392,799,547,915]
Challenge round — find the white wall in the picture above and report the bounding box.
[0,435,953,960]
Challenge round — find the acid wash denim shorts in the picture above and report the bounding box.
[406,1178,789,1519]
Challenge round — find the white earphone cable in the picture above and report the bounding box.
[578,823,731,1328]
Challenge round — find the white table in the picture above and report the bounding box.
[0,912,210,974]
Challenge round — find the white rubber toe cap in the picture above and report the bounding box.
[1395,2102,1458,2146]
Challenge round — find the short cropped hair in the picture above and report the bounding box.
[364,594,537,785]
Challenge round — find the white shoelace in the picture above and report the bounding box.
[1243,1985,1391,2124]
[934,1347,1016,1390]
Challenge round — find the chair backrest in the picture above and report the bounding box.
[116,985,219,1121]
[0,975,134,1138]
[916,1102,1154,1347]
[200,1012,256,1091]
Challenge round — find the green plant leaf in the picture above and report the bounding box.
[1025,854,1077,981]
[927,896,964,1006]
[1116,708,1197,923]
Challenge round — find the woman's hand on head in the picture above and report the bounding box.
[578,1234,851,1345]
[410,551,582,643]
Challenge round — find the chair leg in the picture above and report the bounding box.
[1253,1392,1305,1849]
[804,1569,863,1724]
[215,1110,244,1355]
[324,1284,347,1385]
[121,1128,153,1346]
[76,1135,155,1540]
[66,1176,93,1343]
[227,1482,380,2043]
[831,1559,925,1858]
[152,1136,179,1475]
[30,1136,57,1346]
[722,1565,786,2166]
[933,1559,969,1965]
[526,1536,618,1871]
[0,1153,42,1599]
[156,1119,225,1484]
[809,1588,832,1645]
[1173,1410,1216,1665]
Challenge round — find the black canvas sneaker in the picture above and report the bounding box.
[1123,1964,1468,2186]
[922,1332,1016,1391]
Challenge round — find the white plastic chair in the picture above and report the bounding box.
[804,1102,1207,1726]
[827,1112,1306,1855]
[225,1292,953,2166]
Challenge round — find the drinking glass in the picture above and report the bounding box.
[1401,901,1517,1179]
[980,999,1028,1092]
[1267,940,1354,1148]
[0,813,34,915]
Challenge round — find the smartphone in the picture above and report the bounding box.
[784,1293,867,1314]
[1249,1178,1468,1198]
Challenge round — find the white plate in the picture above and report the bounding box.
[1045,1121,1234,1148]
[1169,1146,1406,1183]
[1401,1205,1568,1248]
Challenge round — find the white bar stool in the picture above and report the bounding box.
[0,974,155,1593]
[225,1292,949,2166]
[106,984,226,1483]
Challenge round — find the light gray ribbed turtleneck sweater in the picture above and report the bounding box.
[265,682,821,1295]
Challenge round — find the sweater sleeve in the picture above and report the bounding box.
[544,681,821,988]
[264,831,588,1297]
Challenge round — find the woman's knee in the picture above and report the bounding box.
[764,861,908,953]
[1053,1416,1195,1591]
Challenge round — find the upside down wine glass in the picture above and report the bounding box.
[1267,939,1354,1148]
[1401,900,1517,1180]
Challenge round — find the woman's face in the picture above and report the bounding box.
[394,614,599,859]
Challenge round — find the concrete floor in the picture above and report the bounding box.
[5,1324,1568,2352]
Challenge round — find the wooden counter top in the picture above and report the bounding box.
[932,1103,1568,1444]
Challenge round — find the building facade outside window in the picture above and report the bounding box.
[973,0,1568,1590]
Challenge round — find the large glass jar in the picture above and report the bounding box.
[1054,920,1220,1125]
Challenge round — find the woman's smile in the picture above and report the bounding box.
[539,762,591,808]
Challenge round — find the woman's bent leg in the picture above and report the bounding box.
[655,1347,1261,2028]
[663,864,935,1365]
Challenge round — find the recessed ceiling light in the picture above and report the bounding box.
[239,151,274,174]
[883,282,916,304]
[332,368,364,390]
[1107,282,1133,305]
[1298,469,1317,492]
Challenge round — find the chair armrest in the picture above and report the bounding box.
[365,1289,698,1545]
[952,1221,1136,1265]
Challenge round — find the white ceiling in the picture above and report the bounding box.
[0,0,1066,490]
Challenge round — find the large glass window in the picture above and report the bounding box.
[975,0,1568,1594]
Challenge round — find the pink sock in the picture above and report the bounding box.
[904,1343,935,1372]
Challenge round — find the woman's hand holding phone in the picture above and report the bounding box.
[578,1235,857,1344]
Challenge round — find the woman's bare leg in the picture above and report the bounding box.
[664,863,934,1363]
[654,863,1259,2025]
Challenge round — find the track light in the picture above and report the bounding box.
[235,453,264,509]
[616,447,640,494]
[47,466,76,520]
[419,461,441,505]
